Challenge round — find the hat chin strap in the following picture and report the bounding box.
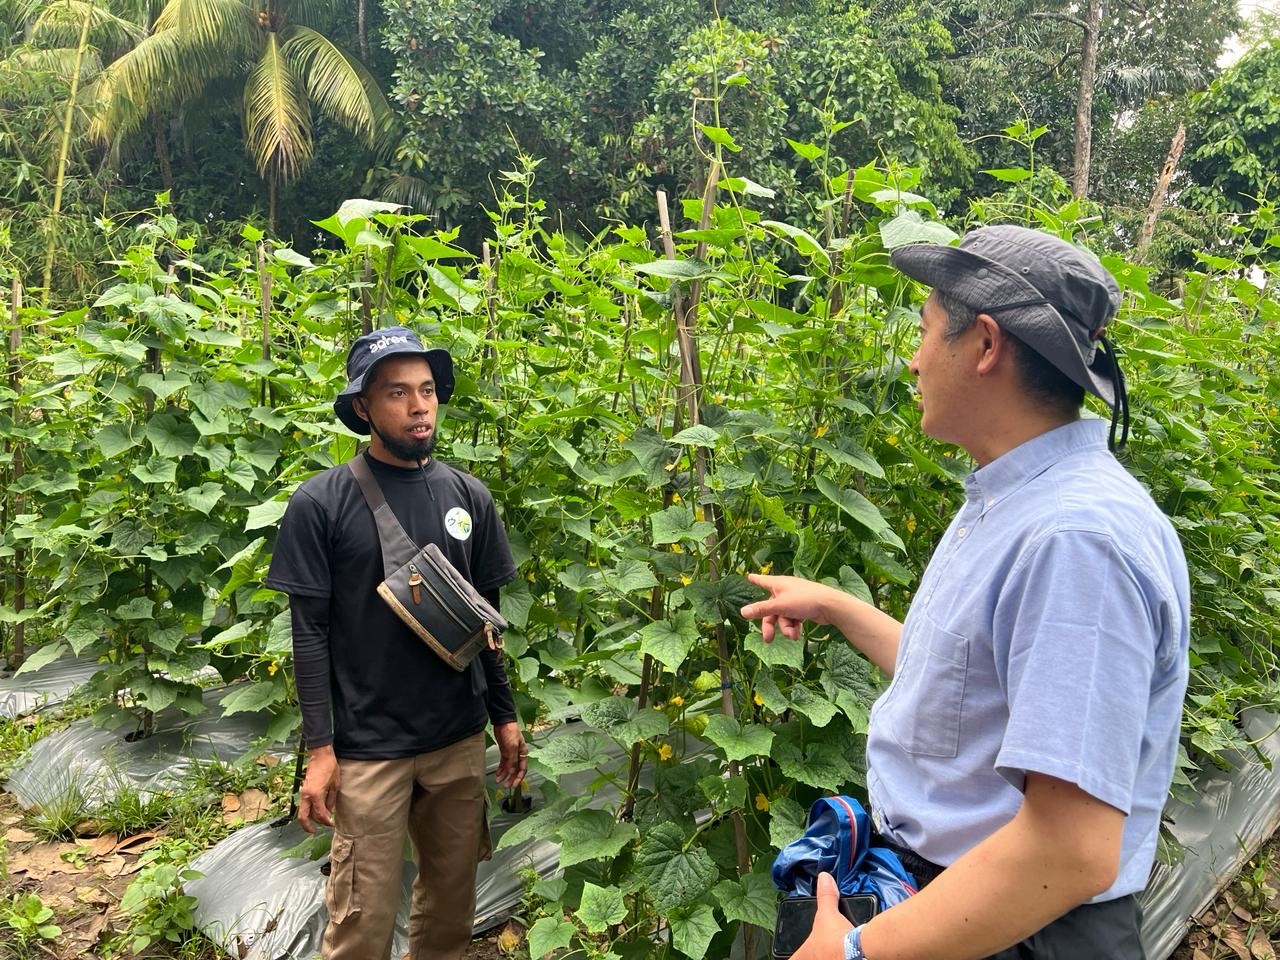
[1098,336,1129,452]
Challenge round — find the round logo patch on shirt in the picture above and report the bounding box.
[444,506,473,541]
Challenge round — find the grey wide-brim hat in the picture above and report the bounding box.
[334,326,454,435]
[890,225,1124,409]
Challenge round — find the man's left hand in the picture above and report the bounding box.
[794,872,855,960]
[494,721,527,789]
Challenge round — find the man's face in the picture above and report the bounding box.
[355,355,438,465]
[908,294,979,447]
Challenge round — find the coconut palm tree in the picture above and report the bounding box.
[89,0,394,229]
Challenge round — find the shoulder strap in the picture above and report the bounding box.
[348,454,423,578]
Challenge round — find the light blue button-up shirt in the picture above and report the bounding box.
[865,418,1190,901]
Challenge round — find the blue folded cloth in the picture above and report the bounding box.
[772,796,918,909]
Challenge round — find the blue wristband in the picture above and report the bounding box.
[844,926,866,960]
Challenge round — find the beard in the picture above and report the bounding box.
[369,417,436,463]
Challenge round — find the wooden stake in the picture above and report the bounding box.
[258,241,273,406]
[8,280,24,668]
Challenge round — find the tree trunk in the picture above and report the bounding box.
[153,116,175,194]
[1071,0,1103,199]
[1137,123,1186,259]
[358,0,369,61]
[268,174,278,236]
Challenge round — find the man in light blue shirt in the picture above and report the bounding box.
[742,226,1190,960]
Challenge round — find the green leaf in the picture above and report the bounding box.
[115,596,154,620]
[245,499,289,531]
[703,715,775,762]
[181,482,225,515]
[555,809,638,868]
[713,873,779,928]
[96,423,141,459]
[601,558,658,596]
[634,259,725,282]
[529,731,614,776]
[983,167,1033,183]
[879,211,959,249]
[760,220,830,266]
[576,882,628,933]
[813,438,885,479]
[815,476,900,548]
[651,505,715,546]
[235,436,283,472]
[130,457,178,484]
[744,628,804,670]
[500,577,533,630]
[785,138,825,162]
[768,796,807,850]
[146,412,198,458]
[697,123,741,151]
[718,176,776,198]
[220,680,286,716]
[14,642,69,676]
[639,609,700,672]
[188,380,249,419]
[754,674,790,714]
[788,685,838,727]
[635,821,719,911]
[670,903,720,959]
[527,916,577,959]
[581,696,670,748]
[670,424,721,447]
[771,722,858,789]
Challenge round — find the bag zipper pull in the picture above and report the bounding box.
[408,566,423,605]
[485,621,501,651]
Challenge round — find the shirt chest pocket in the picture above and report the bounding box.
[886,613,969,759]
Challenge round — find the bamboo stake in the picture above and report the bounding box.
[657,177,755,955]
[40,0,95,305]
[258,241,273,406]
[7,280,24,668]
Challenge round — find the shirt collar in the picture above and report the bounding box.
[963,418,1108,504]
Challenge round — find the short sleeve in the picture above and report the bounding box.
[992,530,1160,814]
[265,488,333,598]
[467,484,517,593]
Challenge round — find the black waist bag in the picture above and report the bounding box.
[349,456,507,672]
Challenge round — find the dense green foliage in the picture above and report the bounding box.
[4,143,1280,951]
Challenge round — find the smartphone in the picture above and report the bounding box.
[771,894,878,959]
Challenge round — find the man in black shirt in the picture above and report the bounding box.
[266,327,526,960]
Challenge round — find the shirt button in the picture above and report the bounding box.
[986,499,995,508]
[957,528,967,537]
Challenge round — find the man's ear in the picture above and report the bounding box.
[974,313,1005,376]
[352,395,370,424]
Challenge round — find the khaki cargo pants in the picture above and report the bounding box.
[322,732,492,960]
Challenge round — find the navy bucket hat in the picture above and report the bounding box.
[334,326,454,435]
[891,225,1130,449]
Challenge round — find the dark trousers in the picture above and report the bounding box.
[875,833,1146,960]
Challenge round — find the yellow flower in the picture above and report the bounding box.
[886,435,899,446]
[267,661,278,676]
[671,492,683,503]
[669,695,684,707]
[814,424,828,438]
[755,793,770,811]
[760,561,773,575]
[680,574,693,586]
[671,544,684,554]
[906,516,917,534]
[753,691,763,707]
[658,743,673,761]
[617,432,628,441]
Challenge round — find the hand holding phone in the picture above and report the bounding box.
[771,892,877,959]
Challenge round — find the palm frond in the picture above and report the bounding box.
[152,0,256,60]
[243,31,311,181]
[30,1,143,58]
[280,24,393,151]
[378,172,435,213]
[0,43,103,101]
[89,24,239,143]
[1097,62,1215,101]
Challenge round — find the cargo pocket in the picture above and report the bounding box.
[478,792,494,862]
[325,834,362,923]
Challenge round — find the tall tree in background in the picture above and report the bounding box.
[937,0,1236,201]
[89,0,394,229]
